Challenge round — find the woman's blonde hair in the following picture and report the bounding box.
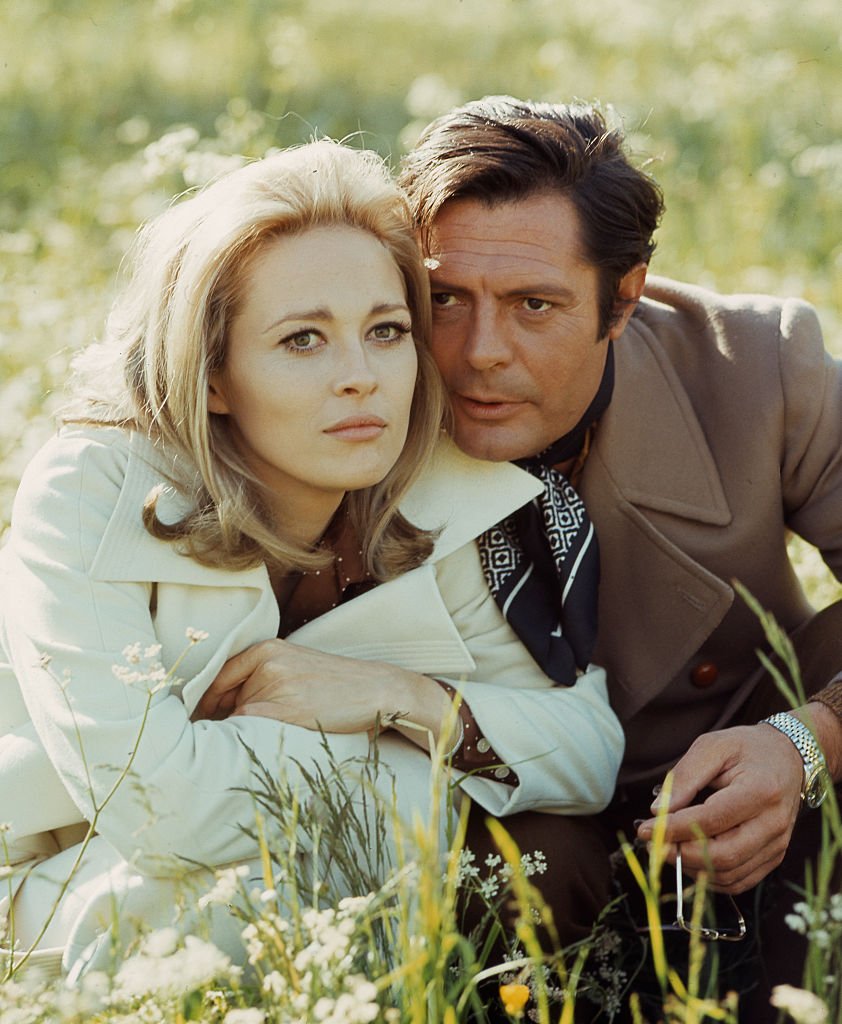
[68,140,447,578]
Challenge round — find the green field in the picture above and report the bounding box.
[3,0,840,599]
[1,3,841,1017]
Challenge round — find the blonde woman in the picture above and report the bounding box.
[0,141,623,978]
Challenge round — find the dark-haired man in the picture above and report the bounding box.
[399,96,842,1019]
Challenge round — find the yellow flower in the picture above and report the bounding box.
[499,982,530,1017]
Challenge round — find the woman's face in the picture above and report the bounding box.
[208,225,418,539]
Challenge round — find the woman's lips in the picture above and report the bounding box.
[323,415,387,440]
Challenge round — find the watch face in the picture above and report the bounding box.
[805,765,831,810]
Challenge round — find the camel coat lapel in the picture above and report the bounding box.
[582,320,735,720]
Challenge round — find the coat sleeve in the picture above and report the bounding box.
[0,431,368,876]
[432,542,624,816]
[776,298,842,576]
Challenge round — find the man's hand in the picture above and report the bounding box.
[636,723,804,893]
[192,639,452,746]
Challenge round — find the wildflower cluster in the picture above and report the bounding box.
[453,848,547,903]
[221,875,385,1024]
[785,895,842,951]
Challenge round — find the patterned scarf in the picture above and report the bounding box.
[477,345,613,685]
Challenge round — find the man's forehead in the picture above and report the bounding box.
[425,193,589,280]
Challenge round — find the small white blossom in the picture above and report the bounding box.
[140,926,179,958]
[770,984,829,1024]
[122,641,143,664]
[186,626,210,643]
[112,934,232,1001]
[224,1010,265,1024]
[262,970,287,996]
[199,864,250,909]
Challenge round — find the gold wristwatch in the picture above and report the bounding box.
[761,711,831,810]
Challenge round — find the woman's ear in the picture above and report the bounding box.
[207,375,230,415]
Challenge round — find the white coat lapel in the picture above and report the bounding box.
[285,563,476,675]
[288,441,541,673]
[88,429,267,590]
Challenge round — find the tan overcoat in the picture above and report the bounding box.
[582,276,842,784]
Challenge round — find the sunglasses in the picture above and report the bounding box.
[636,846,747,943]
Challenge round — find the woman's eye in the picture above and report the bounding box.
[369,321,411,343]
[522,297,552,312]
[282,330,323,352]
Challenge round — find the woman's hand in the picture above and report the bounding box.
[193,638,450,740]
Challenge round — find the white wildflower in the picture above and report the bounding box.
[262,970,286,996]
[477,874,501,900]
[313,996,335,1020]
[337,893,374,915]
[521,850,548,876]
[770,985,829,1024]
[122,641,143,664]
[140,926,179,958]
[785,912,807,934]
[224,1010,265,1024]
[199,864,250,909]
[112,934,232,1000]
[186,626,210,643]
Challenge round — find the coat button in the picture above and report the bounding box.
[690,661,719,688]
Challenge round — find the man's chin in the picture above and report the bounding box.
[451,425,532,463]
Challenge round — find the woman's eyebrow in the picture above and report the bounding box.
[263,301,410,334]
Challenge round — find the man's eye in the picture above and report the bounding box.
[522,298,552,312]
[431,292,458,307]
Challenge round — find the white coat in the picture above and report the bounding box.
[0,425,622,974]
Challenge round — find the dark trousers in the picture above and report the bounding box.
[465,600,842,1022]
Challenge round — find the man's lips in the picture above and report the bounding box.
[323,415,387,440]
[452,393,526,419]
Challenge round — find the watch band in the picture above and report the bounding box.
[761,711,828,809]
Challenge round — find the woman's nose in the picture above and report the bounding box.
[332,342,378,396]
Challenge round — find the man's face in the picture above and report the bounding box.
[426,192,632,462]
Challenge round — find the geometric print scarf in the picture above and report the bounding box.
[477,466,598,685]
[476,344,613,686]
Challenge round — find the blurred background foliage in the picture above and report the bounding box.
[1,0,840,598]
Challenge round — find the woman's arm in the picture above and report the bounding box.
[194,638,460,752]
[1,430,369,876]
[196,539,624,817]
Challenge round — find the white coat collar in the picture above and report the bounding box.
[87,429,541,584]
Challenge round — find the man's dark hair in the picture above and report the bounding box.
[399,96,665,337]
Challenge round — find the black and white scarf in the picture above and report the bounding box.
[477,345,613,686]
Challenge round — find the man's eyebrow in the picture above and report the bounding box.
[427,279,578,302]
[503,285,578,302]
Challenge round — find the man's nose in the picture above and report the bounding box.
[463,304,511,370]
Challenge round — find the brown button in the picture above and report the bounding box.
[691,661,719,688]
